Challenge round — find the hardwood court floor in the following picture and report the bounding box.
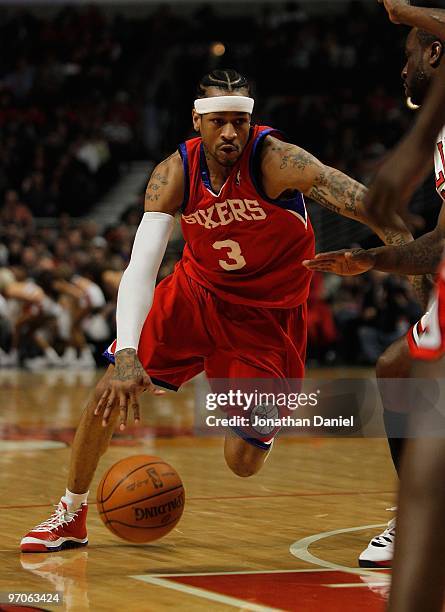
[0,369,395,611]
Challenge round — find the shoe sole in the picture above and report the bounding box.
[20,539,88,554]
[358,558,392,568]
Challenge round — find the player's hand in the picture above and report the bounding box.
[303,249,376,276]
[377,0,410,24]
[95,349,164,430]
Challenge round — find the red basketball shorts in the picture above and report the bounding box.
[408,258,445,361]
[104,266,308,447]
[105,266,307,386]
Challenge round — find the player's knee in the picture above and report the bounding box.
[224,437,267,477]
[376,340,411,379]
[225,455,259,478]
[376,352,393,379]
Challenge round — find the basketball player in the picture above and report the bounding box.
[367,0,445,224]
[372,4,445,610]
[20,69,413,552]
[304,4,445,570]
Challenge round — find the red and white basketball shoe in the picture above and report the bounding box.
[20,501,88,553]
[358,516,395,568]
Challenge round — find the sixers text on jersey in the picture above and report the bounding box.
[178,125,315,308]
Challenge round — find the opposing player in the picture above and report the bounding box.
[20,69,412,553]
[366,0,445,223]
[304,7,445,569]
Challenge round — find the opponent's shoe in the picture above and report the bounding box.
[358,516,395,568]
[20,501,88,553]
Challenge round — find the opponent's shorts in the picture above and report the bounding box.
[104,265,307,448]
[408,259,445,361]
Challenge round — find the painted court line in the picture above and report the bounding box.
[131,574,281,611]
[290,523,390,579]
[142,568,337,578]
[0,491,396,511]
[324,582,389,588]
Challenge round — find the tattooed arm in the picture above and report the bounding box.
[310,203,445,276]
[304,204,445,307]
[370,229,445,275]
[143,152,185,214]
[261,136,413,245]
[262,136,434,307]
[97,153,184,429]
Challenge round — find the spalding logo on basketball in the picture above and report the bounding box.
[96,455,185,543]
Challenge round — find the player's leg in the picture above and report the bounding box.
[209,360,280,478]
[20,365,117,552]
[20,270,208,552]
[209,357,287,478]
[389,351,445,611]
[68,365,119,494]
[376,336,413,475]
[211,303,307,478]
[359,336,413,568]
[388,267,445,610]
[388,435,445,612]
[224,428,273,478]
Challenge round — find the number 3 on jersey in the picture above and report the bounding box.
[212,240,246,271]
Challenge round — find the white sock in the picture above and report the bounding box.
[62,488,89,512]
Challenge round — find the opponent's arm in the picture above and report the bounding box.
[261,136,413,246]
[303,205,445,304]
[96,152,184,429]
[303,235,440,309]
[303,229,445,276]
[379,0,445,39]
[368,226,445,275]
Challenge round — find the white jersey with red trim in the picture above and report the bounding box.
[435,124,445,199]
[408,125,445,360]
[408,259,445,360]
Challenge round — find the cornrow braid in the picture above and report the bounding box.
[196,69,251,98]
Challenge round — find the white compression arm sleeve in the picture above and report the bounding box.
[115,211,174,352]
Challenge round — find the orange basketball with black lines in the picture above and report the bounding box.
[96,455,185,543]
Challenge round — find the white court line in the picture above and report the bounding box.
[131,524,392,607]
[141,568,338,578]
[290,523,391,579]
[131,575,281,611]
[324,582,389,588]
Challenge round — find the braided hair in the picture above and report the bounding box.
[196,69,251,98]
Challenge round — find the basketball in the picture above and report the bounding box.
[96,455,185,543]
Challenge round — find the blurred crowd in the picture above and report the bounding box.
[0,2,437,368]
[0,199,184,369]
[0,212,125,369]
[0,2,422,191]
[307,271,422,366]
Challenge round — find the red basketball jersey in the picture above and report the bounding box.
[177,125,315,308]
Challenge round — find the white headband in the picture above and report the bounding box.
[194,95,254,115]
